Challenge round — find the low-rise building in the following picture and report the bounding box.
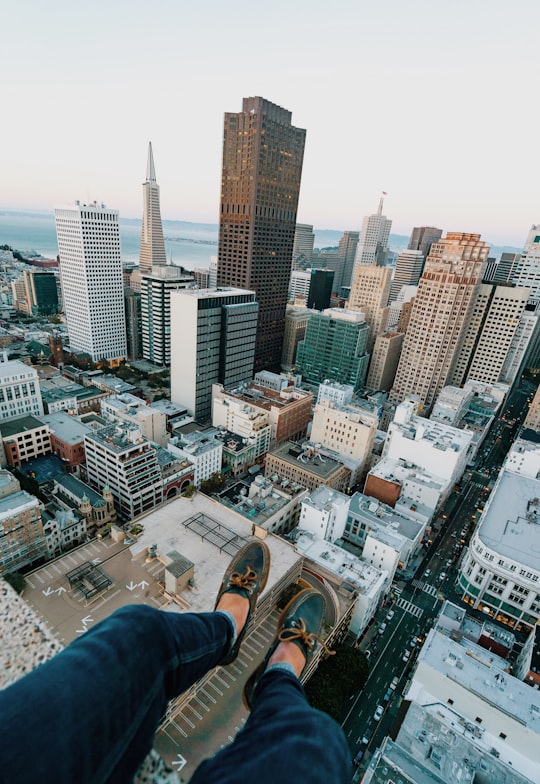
[457,439,540,632]
[217,473,307,535]
[265,441,353,494]
[50,473,117,535]
[40,376,108,415]
[211,392,270,458]
[0,353,43,422]
[39,412,93,469]
[0,488,46,573]
[364,457,445,523]
[310,398,379,475]
[101,393,168,446]
[1,415,52,468]
[346,491,425,580]
[41,508,87,559]
[297,485,350,544]
[167,427,222,486]
[212,381,312,448]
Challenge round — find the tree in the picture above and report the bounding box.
[199,472,226,494]
[305,644,369,721]
[3,572,26,594]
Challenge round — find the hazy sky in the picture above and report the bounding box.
[2,0,538,246]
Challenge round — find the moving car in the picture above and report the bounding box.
[378,623,387,635]
[386,610,395,621]
[390,676,399,690]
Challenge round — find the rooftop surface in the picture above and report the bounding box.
[268,441,347,480]
[293,529,385,594]
[0,415,46,438]
[54,473,105,508]
[221,383,312,413]
[477,469,540,571]
[40,413,92,444]
[349,492,423,543]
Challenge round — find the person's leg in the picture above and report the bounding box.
[0,604,233,784]
[0,538,270,784]
[191,666,351,784]
[191,588,352,784]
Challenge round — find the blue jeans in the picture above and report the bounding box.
[0,605,351,784]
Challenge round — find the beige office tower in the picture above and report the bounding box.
[281,307,311,370]
[347,264,392,353]
[390,232,490,410]
[465,285,531,385]
[367,331,405,391]
[139,142,166,275]
[353,195,392,268]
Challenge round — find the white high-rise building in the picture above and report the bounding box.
[388,249,424,302]
[353,195,392,268]
[512,224,540,302]
[55,201,127,364]
[141,266,194,366]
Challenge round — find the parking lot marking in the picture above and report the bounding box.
[208,682,223,697]
[200,688,217,704]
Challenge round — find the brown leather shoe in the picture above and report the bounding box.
[214,540,270,665]
[243,587,334,709]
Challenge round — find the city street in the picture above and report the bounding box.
[345,375,537,775]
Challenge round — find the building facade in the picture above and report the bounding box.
[352,196,392,269]
[55,201,127,364]
[217,97,306,372]
[170,288,259,422]
[0,354,43,422]
[138,142,167,275]
[141,267,194,366]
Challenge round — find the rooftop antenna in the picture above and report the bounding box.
[377,191,388,216]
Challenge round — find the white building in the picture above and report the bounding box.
[389,249,424,302]
[352,195,392,268]
[383,401,473,495]
[167,428,223,486]
[457,439,540,632]
[310,399,379,474]
[55,201,127,363]
[100,393,168,447]
[512,224,540,302]
[346,491,425,579]
[317,380,354,407]
[288,270,311,301]
[84,424,164,521]
[404,613,540,783]
[170,288,258,422]
[293,529,387,635]
[0,353,43,422]
[365,457,445,525]
[211,394,270,460]
[298,485,351,544]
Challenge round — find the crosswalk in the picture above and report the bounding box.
[412,579,438,597]
[395,597,423,619]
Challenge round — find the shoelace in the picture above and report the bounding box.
[228,567,257,595]
[278,617,336,656]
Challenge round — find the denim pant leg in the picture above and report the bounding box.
[191,669,352,784]
[0,604,232,784]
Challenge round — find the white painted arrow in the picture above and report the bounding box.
[126,581,137,591]
[55,586,67,595]
[172,755,186,771]
[91,558,101,565]
[42,587,53,596]
[138,580,149,589]
[81,615,93,627]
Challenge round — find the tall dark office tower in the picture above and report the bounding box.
[408,226,443,258]
[307,269,334,311]
[217,97,306,372]
[336,231,359,292]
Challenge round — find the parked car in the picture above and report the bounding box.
[409,637,417,647]
[378,623,387,635]
[386,609,395,621]
[353,750,364,766]
[383,688,393,701]
[374,705,384,721]
[424,569,431,578]
[440,572,447,581]
[402,649,410,662]
[390,676,399,690]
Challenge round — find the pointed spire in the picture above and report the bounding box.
[377,191,387,216]
[146,141,157,183]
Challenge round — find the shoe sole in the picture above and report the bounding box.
[242,587,321,710]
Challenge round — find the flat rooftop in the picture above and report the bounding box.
[222,383,312,413]
[0,415,45,437]
[293,529,385,594]
[478,469,540,571]
[40,413,92,445]
[133,493,301,612]
[268,441,347,480]
[349,491,424,542]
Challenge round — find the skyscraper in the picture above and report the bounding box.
[388,249,425,303]
[408,226,443,257]
[353,195,392,268]
[295,308,370,391]
[55,202,127,364]
[390,232,490,410]
[141,267,194,366]
[139,142,166,274]
[292,223,315,268]
[347,264,393,353]
[170,288,259,422]
[335,231,359,292]
[217,97,306,372]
